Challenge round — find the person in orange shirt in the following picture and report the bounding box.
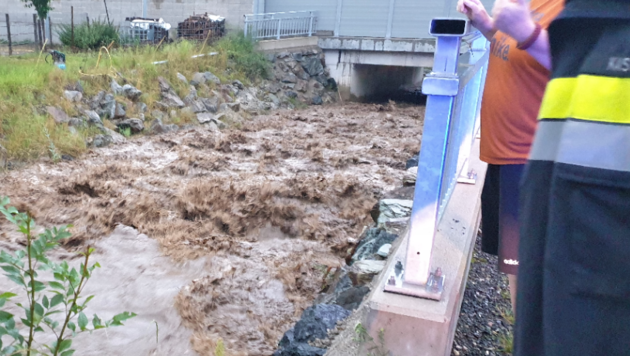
[457,0,563,314]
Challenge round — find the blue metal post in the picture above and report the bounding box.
[384,18,488,301]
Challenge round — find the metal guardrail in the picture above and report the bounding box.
[384,18,489,301]
[243,11,316,40]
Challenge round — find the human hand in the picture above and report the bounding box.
[457,0,494,33]
[492,0,536,43]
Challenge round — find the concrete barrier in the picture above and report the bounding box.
[255,36,319,52]
[326,138,487,356]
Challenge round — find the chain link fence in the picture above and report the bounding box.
[1,10,226,55]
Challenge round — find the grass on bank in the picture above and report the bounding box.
[0,34,270,162]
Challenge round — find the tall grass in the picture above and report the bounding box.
[58,20,120,50]
[0,35,270,162]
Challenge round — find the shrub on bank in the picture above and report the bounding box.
[58,19,120,50]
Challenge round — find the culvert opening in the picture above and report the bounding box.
[350,63,429,105]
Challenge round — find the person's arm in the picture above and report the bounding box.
[492,0,552,70]
[457,0,496,41]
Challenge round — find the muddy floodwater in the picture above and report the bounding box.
[0,103,424,355]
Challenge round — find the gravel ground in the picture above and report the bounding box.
[452,233,514,356]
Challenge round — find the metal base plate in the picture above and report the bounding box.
[457,169,477,184]
[383,264,445,301]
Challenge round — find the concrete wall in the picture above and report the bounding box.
[0,0,255,31]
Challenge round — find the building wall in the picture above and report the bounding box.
[0,0,256,31]
[265,0,495,39]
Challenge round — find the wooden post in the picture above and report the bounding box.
[33,14,38,49]
[86,15,90,30]
[5,14,12,55]
[38,19,44,48]
[48,16,53,47]
[104,0,111,25]
[71,6,74,48]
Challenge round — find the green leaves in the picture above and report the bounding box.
[78,312,88,331]
[0,311,13,323]
[0,197,136,355]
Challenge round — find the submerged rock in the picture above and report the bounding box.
[274,304,350,356]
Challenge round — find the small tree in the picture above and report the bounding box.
[21,0,53,20]
[0,197,136,355]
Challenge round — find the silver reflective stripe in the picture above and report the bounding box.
[528,120,566,162]
[556,120,630,173]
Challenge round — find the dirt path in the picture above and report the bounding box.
[0,102,424,355]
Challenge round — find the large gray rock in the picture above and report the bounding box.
[158,77,185,108]
[190,72,206,86]
[112,102,126,119]
[334,285,370,311]
[85,110,103,127]
[274,304,350,355]
[46,106,70,124]
[90,91,106,110]
[161,92,185,108]
[351,228,399,262]
[203,71,221,85]
[65,81,84,93]
[293,65,311,81]
[118,118,144,134]
[312,96,323,105]
[281,72,298,84]
[232,80,244,90]
[197,113,227,128]
[176,72,188,84]
[196,112,213,124]
[136,102,148,113]
[157,77,172,93]
[100,94,116,118]
[92,134,111,148]
[376,199,413,224]
[150,118,178,135]
[403,166,417,186]
[111,79,123,95]
[302,57,324,76]
[377,243,392,258]
[352,260,386,276]
[191,71,221,86]
[68,118,84,127]
[293,304,350,343]
[64,90,83,103]
[183,86,206,113]
[122,84,142,101]
[200,97,219,113]
[103,127,126,144]
[265,93,281,107]
[272,344,325,356]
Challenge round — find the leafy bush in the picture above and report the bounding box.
[0,197,135,355]
[215,33,270,81]
[58,20,119,50]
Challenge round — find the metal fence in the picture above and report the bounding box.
[243,11,316,40]
[384,18,489,301]
[0,13,52,56]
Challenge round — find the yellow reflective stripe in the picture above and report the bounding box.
[538,75,630,124]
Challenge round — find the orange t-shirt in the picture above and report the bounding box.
[479,0,564,165]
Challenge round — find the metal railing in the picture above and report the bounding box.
[384,18,489,301]
[243,11,316,40]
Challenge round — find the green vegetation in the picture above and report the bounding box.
[0,34,270,163]
[498,307,514,354]
[0,196,136,355]
[20,0,53,21]
[58,20,120,50]
[353,323,388,356]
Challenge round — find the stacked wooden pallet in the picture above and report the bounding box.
[177,13,226,41]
